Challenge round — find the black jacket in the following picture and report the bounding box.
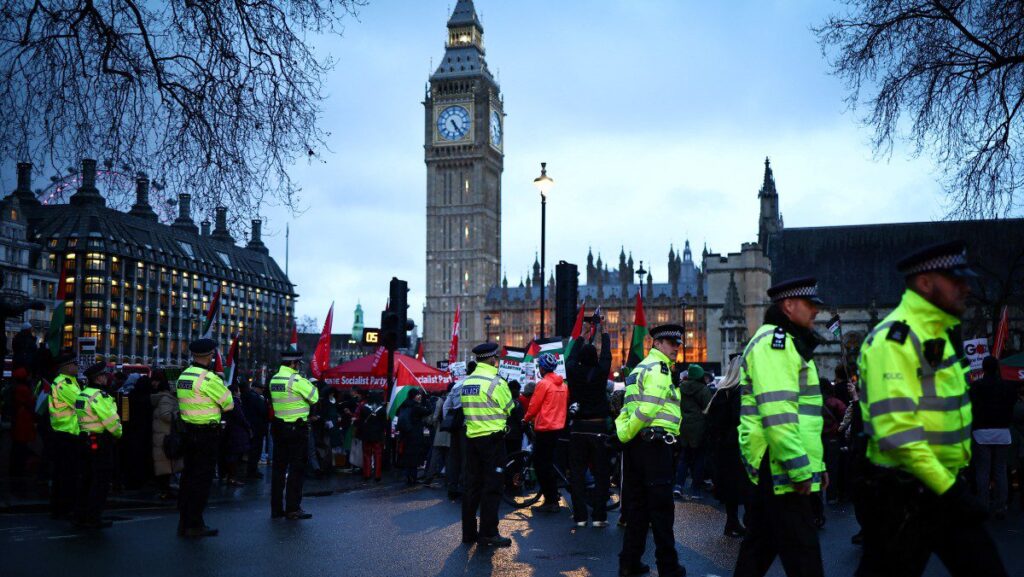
[241,389,268,434]
[358,402,388,443]
[971,374,1017,430]
[565,332,612,421]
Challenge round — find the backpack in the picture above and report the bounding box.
[163,414,184,460]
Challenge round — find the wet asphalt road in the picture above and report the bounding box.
[0,480,1021,577]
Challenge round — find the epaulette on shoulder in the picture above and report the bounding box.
[659,361,670,375]
[886,321,910,345]
[770,326,787,350]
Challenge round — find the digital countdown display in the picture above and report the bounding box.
[362,328,381,346]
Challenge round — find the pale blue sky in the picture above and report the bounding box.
[263,0,944,331]
[0,1,949,333]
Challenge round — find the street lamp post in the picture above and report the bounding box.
[680,299,688,364]
[636,260,647,299]
[484,314,493,342]
[533,163,554,339]
[619,325,627,368]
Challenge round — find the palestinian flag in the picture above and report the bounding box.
[827,315,842,339]
[525,337,564,361]
[562,301,587,361]
[626,289,648,371]
[223,333,240,386]
[202,284,223,339]
[289,322,299,351]
[388,385,424,420]
[502,346,527,363]
[47,267,69,356]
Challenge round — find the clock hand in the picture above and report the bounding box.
[449,119,458,132]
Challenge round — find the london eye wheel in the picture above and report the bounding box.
[38,162,177,224]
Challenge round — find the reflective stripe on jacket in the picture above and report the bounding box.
[460,363,513,439]
[75,386,123,438]
[175,365,233,424]
[858,289,972,495]
[270,365,319,422]
[49,373,81,434]
[615,348,682,443]
[738,323,824,495]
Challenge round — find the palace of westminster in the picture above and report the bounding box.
[420,1,1023,377]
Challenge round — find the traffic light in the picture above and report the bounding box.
[381,311,400,351]
[389,277,410,348]
[555,261,579,337]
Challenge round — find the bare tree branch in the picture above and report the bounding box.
[0,0,365,236]
[815,0,1024,218]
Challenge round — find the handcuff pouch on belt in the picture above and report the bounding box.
[640,427,677,445]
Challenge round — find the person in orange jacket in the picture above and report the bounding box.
[523,354,568,512]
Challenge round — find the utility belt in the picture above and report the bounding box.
[639,427,677,445]
[181,421,223,433]
[78,431,112,453]
[272,419,309,432]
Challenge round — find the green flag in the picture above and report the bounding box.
[626,289,648,371]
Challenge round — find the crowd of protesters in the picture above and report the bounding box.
[1,317,1023,557]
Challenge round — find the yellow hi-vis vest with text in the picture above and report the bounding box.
[738,323,824,495]
[616,348,681,443]
[175,365,233,425]
[460,363,513,438]
[270,365,319,422]
[49,373,81,435]
[858,289,972,495]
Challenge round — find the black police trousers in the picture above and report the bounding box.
[569,423,610,523]
[856,472,1008,577]
[49,430,80,517]
[462,432,505,540]
[271,420,309,515]
[734,455,823,577]
[619,437,682,576]
[75,432,114,524]
[178,424,220,530]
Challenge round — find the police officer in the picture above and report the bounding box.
[48,351,81,520]
[615,324,686,577]
[73,362,122,529]
[856,241,1007,577]
[176,338,234,538]
[734,277,826,577]
[269,349,319,520]
[460,342,514,547]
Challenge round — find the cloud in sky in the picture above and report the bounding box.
[261,0,947,331]
[0,1,946,331]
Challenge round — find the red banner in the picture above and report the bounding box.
[311,302,334,379]
[447,304,461,365]
[993,305,1009,359]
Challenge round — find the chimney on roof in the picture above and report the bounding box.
[211,206,234,242]
[69,158,105,207]
[201,220,211,236]
[128,175,158,221]
[171,193,198,234]
[12,162,40,206]
[246,219,269,254]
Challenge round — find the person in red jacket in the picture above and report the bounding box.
[523,354,568,512]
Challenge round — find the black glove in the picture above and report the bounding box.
[939,478,987,523]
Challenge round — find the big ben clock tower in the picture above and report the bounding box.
[423,0,504,364]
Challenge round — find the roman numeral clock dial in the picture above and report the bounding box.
[437,105,471,141]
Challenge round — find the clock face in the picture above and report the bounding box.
[490,110,502,147]
[437,105,471,141]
